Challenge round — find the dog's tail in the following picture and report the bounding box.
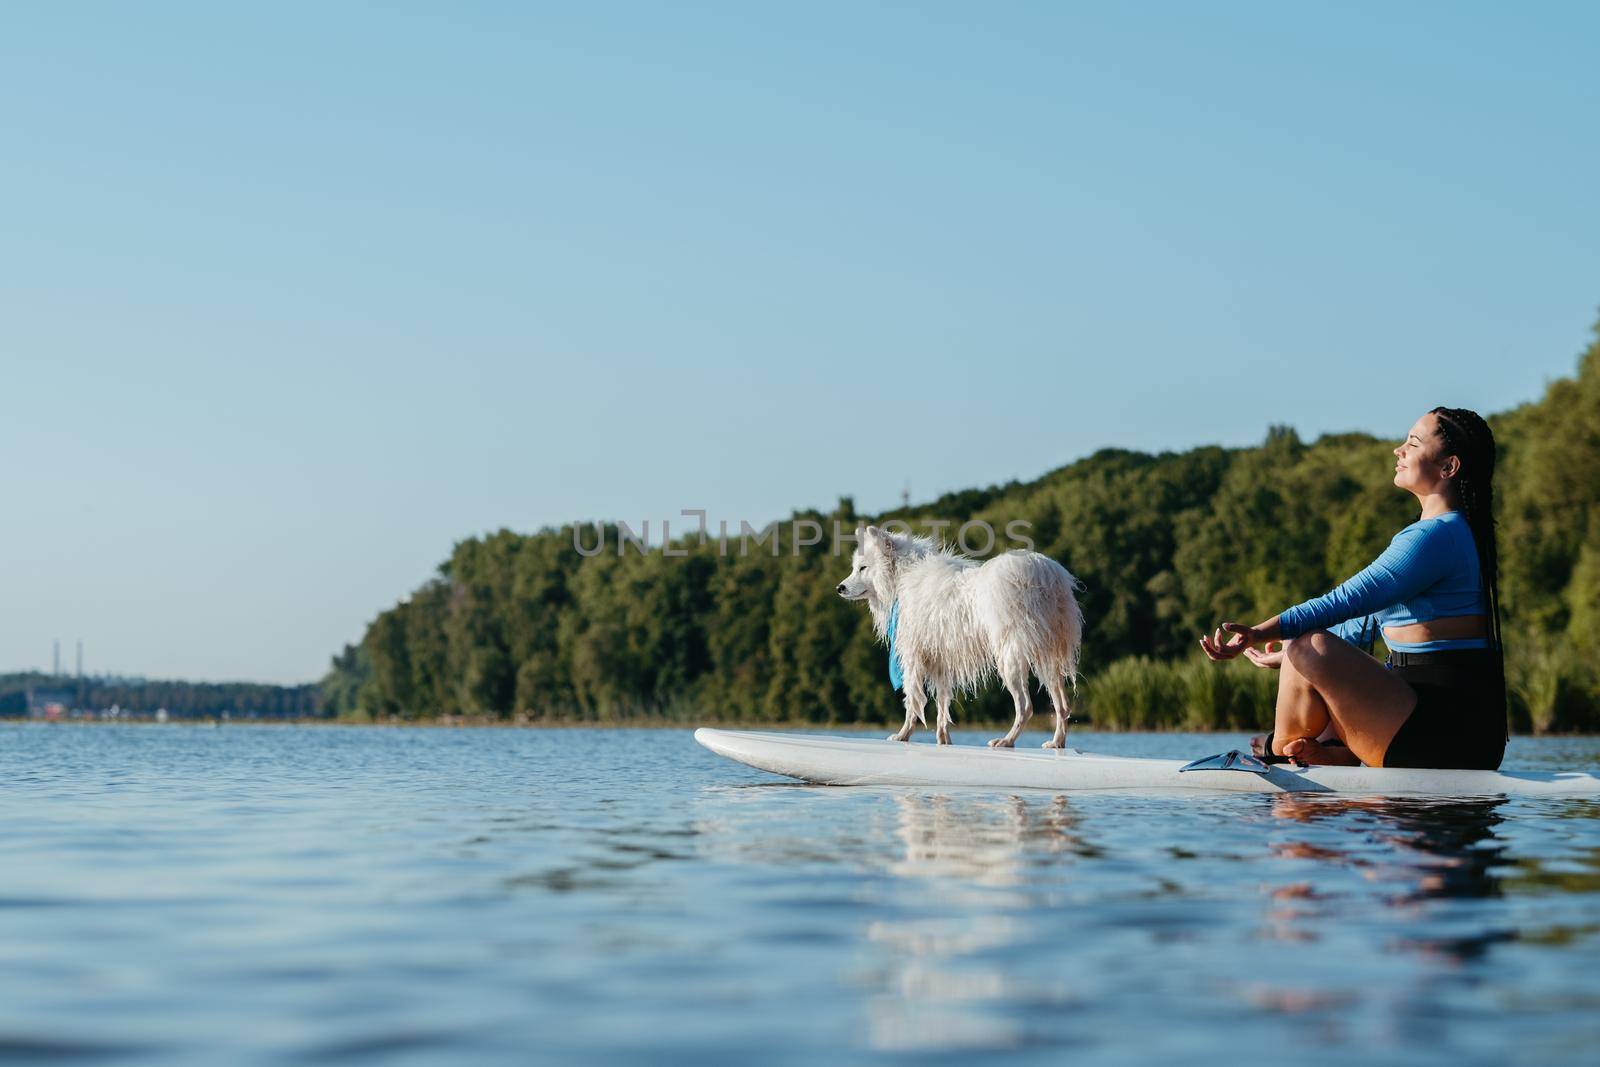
[1050,574,1085,691]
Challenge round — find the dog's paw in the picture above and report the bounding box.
[1041,737,1066,749]
[888,732,910,742]
[987,737,1016,748]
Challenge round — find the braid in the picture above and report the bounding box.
[1430,406,1503,652]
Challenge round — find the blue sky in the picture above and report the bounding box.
[3,1,1597,683]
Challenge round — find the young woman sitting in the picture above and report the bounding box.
[1198,407,1507,769]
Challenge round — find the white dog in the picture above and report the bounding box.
[837,525,1084,748]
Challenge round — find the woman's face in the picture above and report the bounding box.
[1393,413,1460,496]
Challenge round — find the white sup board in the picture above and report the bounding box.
[694,728,1600,797]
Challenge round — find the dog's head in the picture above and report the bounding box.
[837,524,896,604]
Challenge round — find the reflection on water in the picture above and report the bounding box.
[856,791,1550,1049]
[865,794,1095,1050]
[888,792,1093,884]
[1260,795,1510,962]
[2,725,1598,1064]
[1267,795,1505,895]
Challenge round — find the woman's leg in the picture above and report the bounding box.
[1277,631,1418,766]
[1272,651,1332,752]
[1268,654,1360,764]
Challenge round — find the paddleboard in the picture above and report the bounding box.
[694,728,1600,797]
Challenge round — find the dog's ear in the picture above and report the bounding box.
[863,525,881,548]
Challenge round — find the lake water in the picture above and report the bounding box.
[2,723,1598,1065]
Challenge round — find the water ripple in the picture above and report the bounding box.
[1,724,1597,1064]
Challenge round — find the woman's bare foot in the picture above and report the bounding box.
[1282,737,1361,766]
[1253,732,1348,758]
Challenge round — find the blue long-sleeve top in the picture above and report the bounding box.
[1277,510,1489,653]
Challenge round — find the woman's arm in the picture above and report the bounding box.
[1328,613,1379,652]
[1240,614,1378,670]
[1203,524,1452,662]
[1276,523,1448,639]
[1199,615,1282,661]
[1200,521,1448,662]
[1196,531,1433,662]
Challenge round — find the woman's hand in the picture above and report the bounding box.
[1198,622,1262,662]
[1243,642,1285,670]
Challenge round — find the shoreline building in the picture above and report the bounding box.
[27,687,74,720]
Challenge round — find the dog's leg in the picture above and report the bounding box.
[1042,673,1072,749]
[934,683,954,745]
[890,674,925,742]
[988,661,1032,748]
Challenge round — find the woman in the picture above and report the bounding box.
[1199,407,1506,769]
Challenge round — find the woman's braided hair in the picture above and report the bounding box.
[1429,407,1503,652]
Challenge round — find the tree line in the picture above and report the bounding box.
[0,672,321,718]
[322,314,1600,733]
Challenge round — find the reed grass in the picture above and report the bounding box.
[1080,656,1277,732]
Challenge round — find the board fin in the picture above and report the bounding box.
[1178,750,1276,774]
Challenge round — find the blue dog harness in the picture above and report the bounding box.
[886,599,904,690]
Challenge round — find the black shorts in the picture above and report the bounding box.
[1382,649,1508,770]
